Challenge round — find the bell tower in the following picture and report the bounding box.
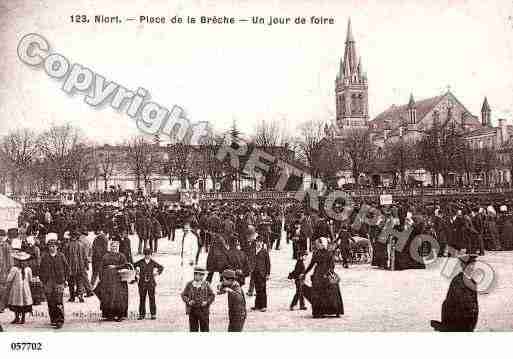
[335,19,369,132]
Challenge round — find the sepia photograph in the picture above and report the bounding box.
[1,0,513,355]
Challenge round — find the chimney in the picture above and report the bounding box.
[499,119,509,145]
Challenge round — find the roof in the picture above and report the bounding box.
[465,126,497,138]
[370,91,482,133]
[371,95,444,131]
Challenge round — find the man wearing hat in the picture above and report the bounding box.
[431,254,479,332]
[63,230,89,303]
[243,225,258,296]
[218,269,247,332]
[251,239,271,312]
[181,266,215,332]
[134,248,164,320]
[39,235,70,329]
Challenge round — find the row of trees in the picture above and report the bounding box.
[2,118,513,195]
[0,120,302,195]
[294,119,513,189]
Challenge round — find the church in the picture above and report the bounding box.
[324,19,513,187]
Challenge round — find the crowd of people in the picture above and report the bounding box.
[0,194,512,332]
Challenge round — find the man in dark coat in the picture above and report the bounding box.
[500,214,513,250]
[39,239,70,329]
[134,248,164,320]
[431,255,479,332]
[63,231,89,303]
[205,234,230,283]
[251,240,271,312]
[227,237,250,287]
[243,225,258,296]
[91,233,108,287]
[165,206,178,241]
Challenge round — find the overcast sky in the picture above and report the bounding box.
[1,0,513,143]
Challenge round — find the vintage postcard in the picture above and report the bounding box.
[0,0,513,355]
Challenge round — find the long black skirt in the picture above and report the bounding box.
[304,279,344,317]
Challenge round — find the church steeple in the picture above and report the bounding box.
[341,18,358,83]
[335,19,369,132]
[481,97,491,127]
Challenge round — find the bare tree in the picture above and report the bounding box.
[0,128,39,194]
[125,136,159,191]
[38,123,84,190]
[165,142,191,189]
[383,139,417,187]
[94,145,119,190]
[297,119,325,181]
[341,129,376,187]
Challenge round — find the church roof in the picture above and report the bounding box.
[370,92,482,133]
[371,95,444,131]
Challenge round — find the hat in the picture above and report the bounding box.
[46,232,58,243]
[12,251,31,261]
[47,239,58,246]
[143,247,152,255]
[319,237,330,249]
[193,267,206,275]
[222,269,236,280]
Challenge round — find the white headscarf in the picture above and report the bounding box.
[319,237,329,249]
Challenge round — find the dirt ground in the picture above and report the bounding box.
[2,230,512,332]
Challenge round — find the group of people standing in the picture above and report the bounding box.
[2,194,507,332]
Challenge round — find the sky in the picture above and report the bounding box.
[1,0,513,144]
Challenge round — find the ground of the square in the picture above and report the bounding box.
[2,230,512,332]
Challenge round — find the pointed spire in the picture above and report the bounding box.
[481,97,491,113]
[346,18,354,43]
[408,93,415,108]
[342,18,358,81]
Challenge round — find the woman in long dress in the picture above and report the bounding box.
[303,237,344,318]
[5,251,33,324]
[94,240,129,322]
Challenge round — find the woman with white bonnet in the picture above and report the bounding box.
[94,240,130,322]
[5,250,33,324]
[302,236,344,318]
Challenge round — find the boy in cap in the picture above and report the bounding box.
[134,248,164,320]
[181,266,215,331]
[217,269,247,332]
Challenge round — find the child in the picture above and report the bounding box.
[288,250,307,311]
[133,248,164,320]
[6,251,33,324]
[217,269,247,332]
[181,267,215,332]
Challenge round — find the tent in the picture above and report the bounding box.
[0,194,22,230]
